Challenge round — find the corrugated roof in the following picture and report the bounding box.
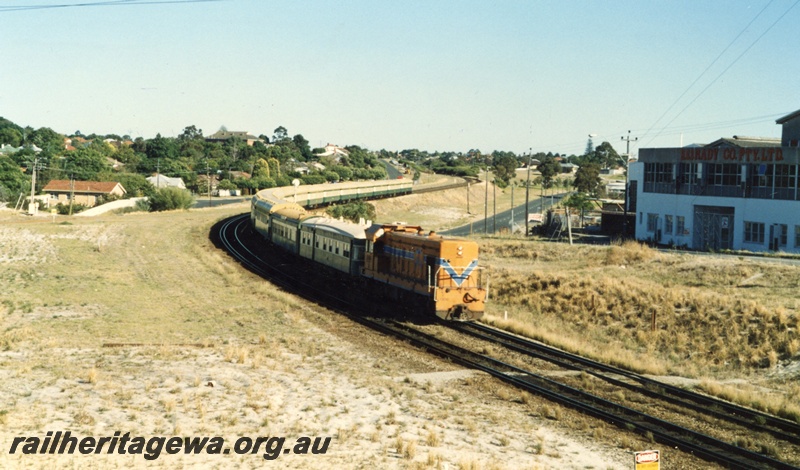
[301,216,368,238]
[705,136,781,148]
[776,108,800,124]
[43,180,125,194]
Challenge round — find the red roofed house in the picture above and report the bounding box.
[43,180,126,207]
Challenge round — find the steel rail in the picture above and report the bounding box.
[213,214,799,470]
[452,321,800,445]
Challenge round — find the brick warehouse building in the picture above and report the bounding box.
[628,108,800,253]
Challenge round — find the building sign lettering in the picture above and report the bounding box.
[680,147,783,163]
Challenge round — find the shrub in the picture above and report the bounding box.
[326,201,376,223]
[55,203,87,215]
[148,187,194,212]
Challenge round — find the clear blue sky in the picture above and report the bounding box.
[2,0,798,157]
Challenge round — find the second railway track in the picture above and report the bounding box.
[214,212,800,470]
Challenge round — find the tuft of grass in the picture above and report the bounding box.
[87,367,98,384]
[425,430,441,447]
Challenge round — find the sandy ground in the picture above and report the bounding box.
[0,205,663,469]
[0,305,632,469]
[0,309,630,468]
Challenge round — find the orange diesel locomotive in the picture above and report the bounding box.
[251,183,486,321]
[362,223,485,321]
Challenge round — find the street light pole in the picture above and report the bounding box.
[621,130,638,237]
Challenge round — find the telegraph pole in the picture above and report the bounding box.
[492,179,496,234]
[621,130,638,237]
[28,157,38,215]
[525,148,532,236]
[510,182,515,233]
[206,158,212,207]
[484,163,489,234]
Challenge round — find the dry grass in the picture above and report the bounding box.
[475,237,800,419]
[0,205,638,469]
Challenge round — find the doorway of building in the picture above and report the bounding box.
[693,205,734,251]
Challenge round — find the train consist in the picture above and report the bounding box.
[250,180,486,321]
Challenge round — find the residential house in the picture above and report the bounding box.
[43,180,126,208]
[146,174,186,189]
[205,130,262,146]
[316,143,349,162]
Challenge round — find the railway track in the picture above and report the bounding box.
[450,321,800,443]
[213,213,800,470]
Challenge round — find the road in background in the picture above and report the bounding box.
[442,193,565,236]
[193,196,249,209]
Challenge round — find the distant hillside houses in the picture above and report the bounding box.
[316,143,349,162]
[1,143,42,155]
[292,161,326,174]
[205,130,262,146]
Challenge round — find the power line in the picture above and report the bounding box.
[639,0,777,146]
[0,0,223,12]
[641,0,800,148]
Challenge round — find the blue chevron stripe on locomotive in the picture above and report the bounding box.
[439,259,479,287]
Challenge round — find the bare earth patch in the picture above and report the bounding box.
[0,208,642,469]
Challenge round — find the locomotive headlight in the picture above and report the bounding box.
[457,245,463,256]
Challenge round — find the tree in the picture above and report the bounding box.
[267,158,281,179]
[146,134,177,161]
[585,136,595,156]
[272,126,288,143]
[178,125,203,141]
[0,154,29,202]
[292,134,312,161]
[326,201,376,223]
[562,192,595,226]
[594,141,621,169]
[111,173,155,198]
[537,156,561,190]
[148,186,194,211]
[252,158,270,179]
[331,165,353,182]
[29,127,63,151]
[64,147,110,180]
[572,163,602,196]
[491,151,519,188]
[0,127,23,147]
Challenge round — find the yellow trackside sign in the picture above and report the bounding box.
[634,450,659,470]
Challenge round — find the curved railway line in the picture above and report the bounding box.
[214,212,800,470]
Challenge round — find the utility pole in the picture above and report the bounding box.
[484,163,489,234]
[525,148,532,237]
[68,177,75,216]
[206,158,212,207]
[621,130,638,237]
[28,157,38,215]
[510,182,515,233]
[492,179,496,234]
